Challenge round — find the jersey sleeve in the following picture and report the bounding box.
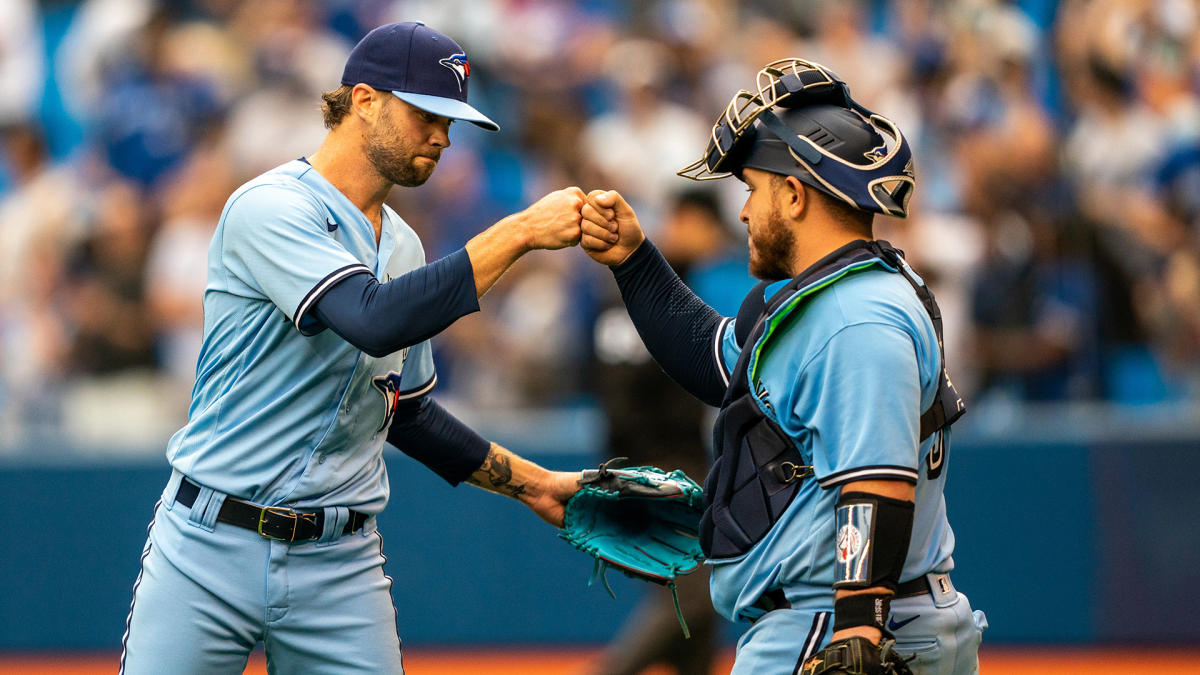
[804,322,923,487]
[221,182,372,334]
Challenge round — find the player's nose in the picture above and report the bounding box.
[429,124,451,149]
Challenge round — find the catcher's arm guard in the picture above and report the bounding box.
[558,458,706,637]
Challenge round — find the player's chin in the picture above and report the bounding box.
[394,162,436,187]
[748,240,762,271]
[413,156,439,177]
[748,249,782,281]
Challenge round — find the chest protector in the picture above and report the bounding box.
[699,240,965,560]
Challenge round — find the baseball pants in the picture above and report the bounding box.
[731,575,987,675]
[120,475,404,675]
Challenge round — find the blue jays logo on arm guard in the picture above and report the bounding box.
[835,502,874,585]
[439,54,470,90]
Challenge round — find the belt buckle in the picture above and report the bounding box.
[258,506,319,541]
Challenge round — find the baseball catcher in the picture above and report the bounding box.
[579,58,987,674]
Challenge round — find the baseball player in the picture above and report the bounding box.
[580,59,987,674]
[119,22,585,674]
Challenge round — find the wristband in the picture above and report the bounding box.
[833,592,891,635]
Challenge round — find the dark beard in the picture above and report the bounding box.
[365,119,436,187]
[749,208,795,280]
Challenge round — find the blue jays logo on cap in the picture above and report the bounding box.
[439,53,470,91]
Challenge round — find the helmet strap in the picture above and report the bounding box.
[756,109,823,165]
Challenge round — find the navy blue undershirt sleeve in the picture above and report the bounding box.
[312,248,479,357]
[611,240,728,407]
[386,393,491,486]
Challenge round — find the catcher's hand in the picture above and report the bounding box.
[801,637,914,675]
[558,458,705,635]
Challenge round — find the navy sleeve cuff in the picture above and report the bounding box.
[386,394,490,486]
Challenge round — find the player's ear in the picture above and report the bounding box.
[350,84,382,123]
[782,175,807,220]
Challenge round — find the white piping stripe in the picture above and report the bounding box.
[793,610,831,673]
[293,264,373,330]
[714,317,733,387]
[818,466,920,487]
[803,611,830,661]
[395,375,437,401]
[375,530,404,662]
[119,500,161,675]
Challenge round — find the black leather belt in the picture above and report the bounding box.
[894,575,934,598]
[175,478,370,542]
[748,576,936,622]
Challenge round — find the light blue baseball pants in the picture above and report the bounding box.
[732,574,987,675]
[119,477,404,674]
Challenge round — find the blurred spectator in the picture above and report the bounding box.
[436,250,591,409]
[64,179,157,375]
[0,123,86,438]
[222,0,352,176]
[144,143,239,397]
[0,0,44,129]
[801,0,910,115]
[581,38,709,234]
[968,211,1106,401]
[89,7,228,188]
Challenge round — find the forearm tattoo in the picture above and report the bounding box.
[470,450,528,498]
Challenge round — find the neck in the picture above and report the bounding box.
[789,226,868,278]
[307,130,392,230]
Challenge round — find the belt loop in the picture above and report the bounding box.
[927,573,956,608]
[187,485,225,532]
[163,469,185,509]
[319,506,349,543]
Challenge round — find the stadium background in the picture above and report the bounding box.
[1,0,1198,672]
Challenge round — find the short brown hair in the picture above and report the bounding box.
[320,84,355,129]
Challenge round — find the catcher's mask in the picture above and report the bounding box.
[678,58,914,218]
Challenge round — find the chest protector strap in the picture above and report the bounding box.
[699,240,964,560]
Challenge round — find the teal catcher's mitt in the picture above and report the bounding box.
[559,459,706,636]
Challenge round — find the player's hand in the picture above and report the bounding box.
[525,470,583,528]
[580,189,645,266]
[517,187,585,251]
[800,637,913,675]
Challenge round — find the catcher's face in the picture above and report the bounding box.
[740,168,796,281]
[366,96,451,188]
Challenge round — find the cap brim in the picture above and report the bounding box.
[392,91,499,131]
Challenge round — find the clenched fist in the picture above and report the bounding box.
[580,189,645,266]
[518,187,585,251]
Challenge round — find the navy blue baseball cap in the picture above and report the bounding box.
[341,21,499,131]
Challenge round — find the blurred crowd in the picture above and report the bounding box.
[1,0,1198,447]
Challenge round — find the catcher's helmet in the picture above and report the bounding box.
[679,59,914,217]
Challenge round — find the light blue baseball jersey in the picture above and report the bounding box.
[165,159,436,515]
[708,264,956,621]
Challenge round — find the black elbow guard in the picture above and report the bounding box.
[832,491,914,592]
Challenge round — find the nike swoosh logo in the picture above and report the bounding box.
[887,614,919,631]
[326,218,338,232]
